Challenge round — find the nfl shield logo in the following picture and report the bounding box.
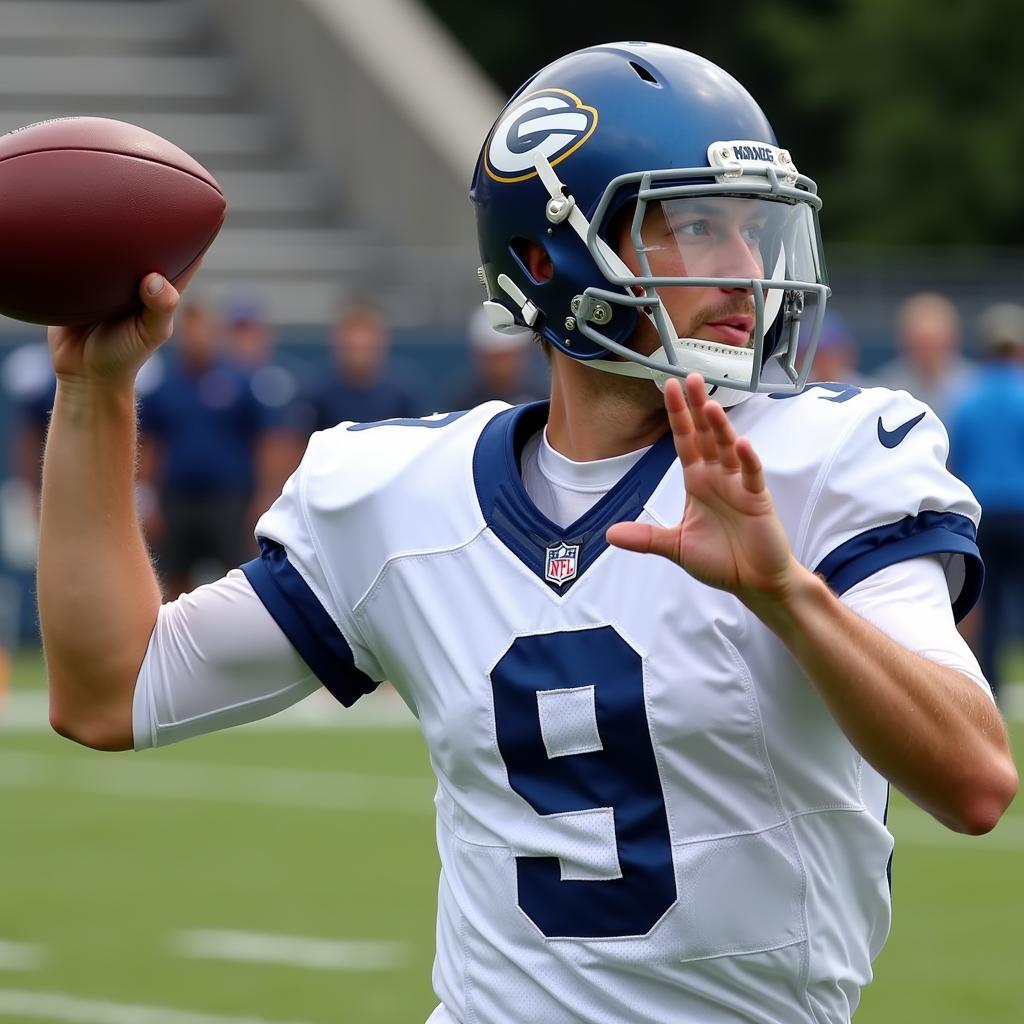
[545,542,580,586]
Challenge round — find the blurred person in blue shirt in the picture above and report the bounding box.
[139,299,275,597]
[876,292,976,427]
[949,302,1024,701]
[224,286,312,515]
[4,340,163,511]
[4,340,56,513]
[447,306,547,410]
[310,301,418,429]
[3,341,163,569]
[808,310,876,388]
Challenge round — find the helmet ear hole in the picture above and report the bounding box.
[511,237,553,284]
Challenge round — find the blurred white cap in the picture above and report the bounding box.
[1,341,51,398]
[468,305,532,353]
[978,302,1024,353]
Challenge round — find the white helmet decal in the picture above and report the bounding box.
[485,89,597,183]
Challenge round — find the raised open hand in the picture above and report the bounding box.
[606,373,798,603]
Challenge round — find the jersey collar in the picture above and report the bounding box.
[472,402,677,594]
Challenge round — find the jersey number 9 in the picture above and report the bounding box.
[491,626,677,938]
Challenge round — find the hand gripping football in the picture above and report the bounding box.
[0,117,226,326]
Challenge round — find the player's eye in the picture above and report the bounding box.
[672,219,711,239]
[741,221,768,244]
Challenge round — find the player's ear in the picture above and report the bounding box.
[519,241,553,283]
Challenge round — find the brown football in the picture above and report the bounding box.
[0,117,226,326]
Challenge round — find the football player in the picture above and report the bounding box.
[39,42,1016,1024]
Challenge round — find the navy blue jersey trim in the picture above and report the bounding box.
[241,539,380,707]
[472,402,677,593]
[814,511,983,622]
[883,785,893,893]
[347,411,468,431]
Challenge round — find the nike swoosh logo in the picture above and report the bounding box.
[877,411,926,448]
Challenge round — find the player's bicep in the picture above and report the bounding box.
[840,555,991,697]
[132,569,319,750]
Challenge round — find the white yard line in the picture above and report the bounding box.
[0,689,417,733]
[171,929,406,971]
[0,989,315,1024]
[0,942,44,971]
[1,749,1022,847]
[5,682,1024,733]
[891,806,1024,852]
[5,682,1024,732]
[0,751,434,815]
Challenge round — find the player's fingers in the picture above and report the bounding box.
[704,400,741,472]
[664,377,700,467]
[683,373,719,463]
[138,272,179,312]
[684,372,706,403]
[136,255,206,346]
[136,273,180,346]
[736,437,766,493]
[606,521,680,563]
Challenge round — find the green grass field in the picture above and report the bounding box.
[2,650,1022,1023]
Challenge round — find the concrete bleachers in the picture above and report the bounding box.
[0,0,200,48]
[0,54,237,101]
[0,0,501,331]
[0,0,351,327]
[0,110,279,164]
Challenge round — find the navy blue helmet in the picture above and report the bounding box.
[470,42,830,395]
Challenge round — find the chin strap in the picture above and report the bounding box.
[585,355,754,408]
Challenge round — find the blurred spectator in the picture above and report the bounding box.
[808,310,876,387]
[948,302,1024,702]
[3,340,53,518]
[875,292,976,425]
[224,287,311,514]
[139,299,276,597]
[447,306,547,409]
[225,286,275,370]
[310,302,417,429]
[0,341,52,667]
[2,340,162,566]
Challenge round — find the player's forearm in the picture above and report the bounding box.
[38,377,161,750]
[747,564,1018,835]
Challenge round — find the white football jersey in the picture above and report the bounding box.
[245,383,981,1024]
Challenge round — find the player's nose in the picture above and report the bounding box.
[714,231,763,291]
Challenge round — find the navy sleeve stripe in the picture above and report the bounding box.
[240,539,380,707]
[813,510,983,623]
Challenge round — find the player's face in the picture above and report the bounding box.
[617,197,771,355]
[179,305,222,365]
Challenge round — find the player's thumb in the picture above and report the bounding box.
[606,522,680,563]
[137,273,179,346]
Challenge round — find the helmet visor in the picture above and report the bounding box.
[577,191,828,393]
[633,194,824,390]
[633,195,823,324]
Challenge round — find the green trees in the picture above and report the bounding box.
[756,0,1024,244]
[427,1,1024,246]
